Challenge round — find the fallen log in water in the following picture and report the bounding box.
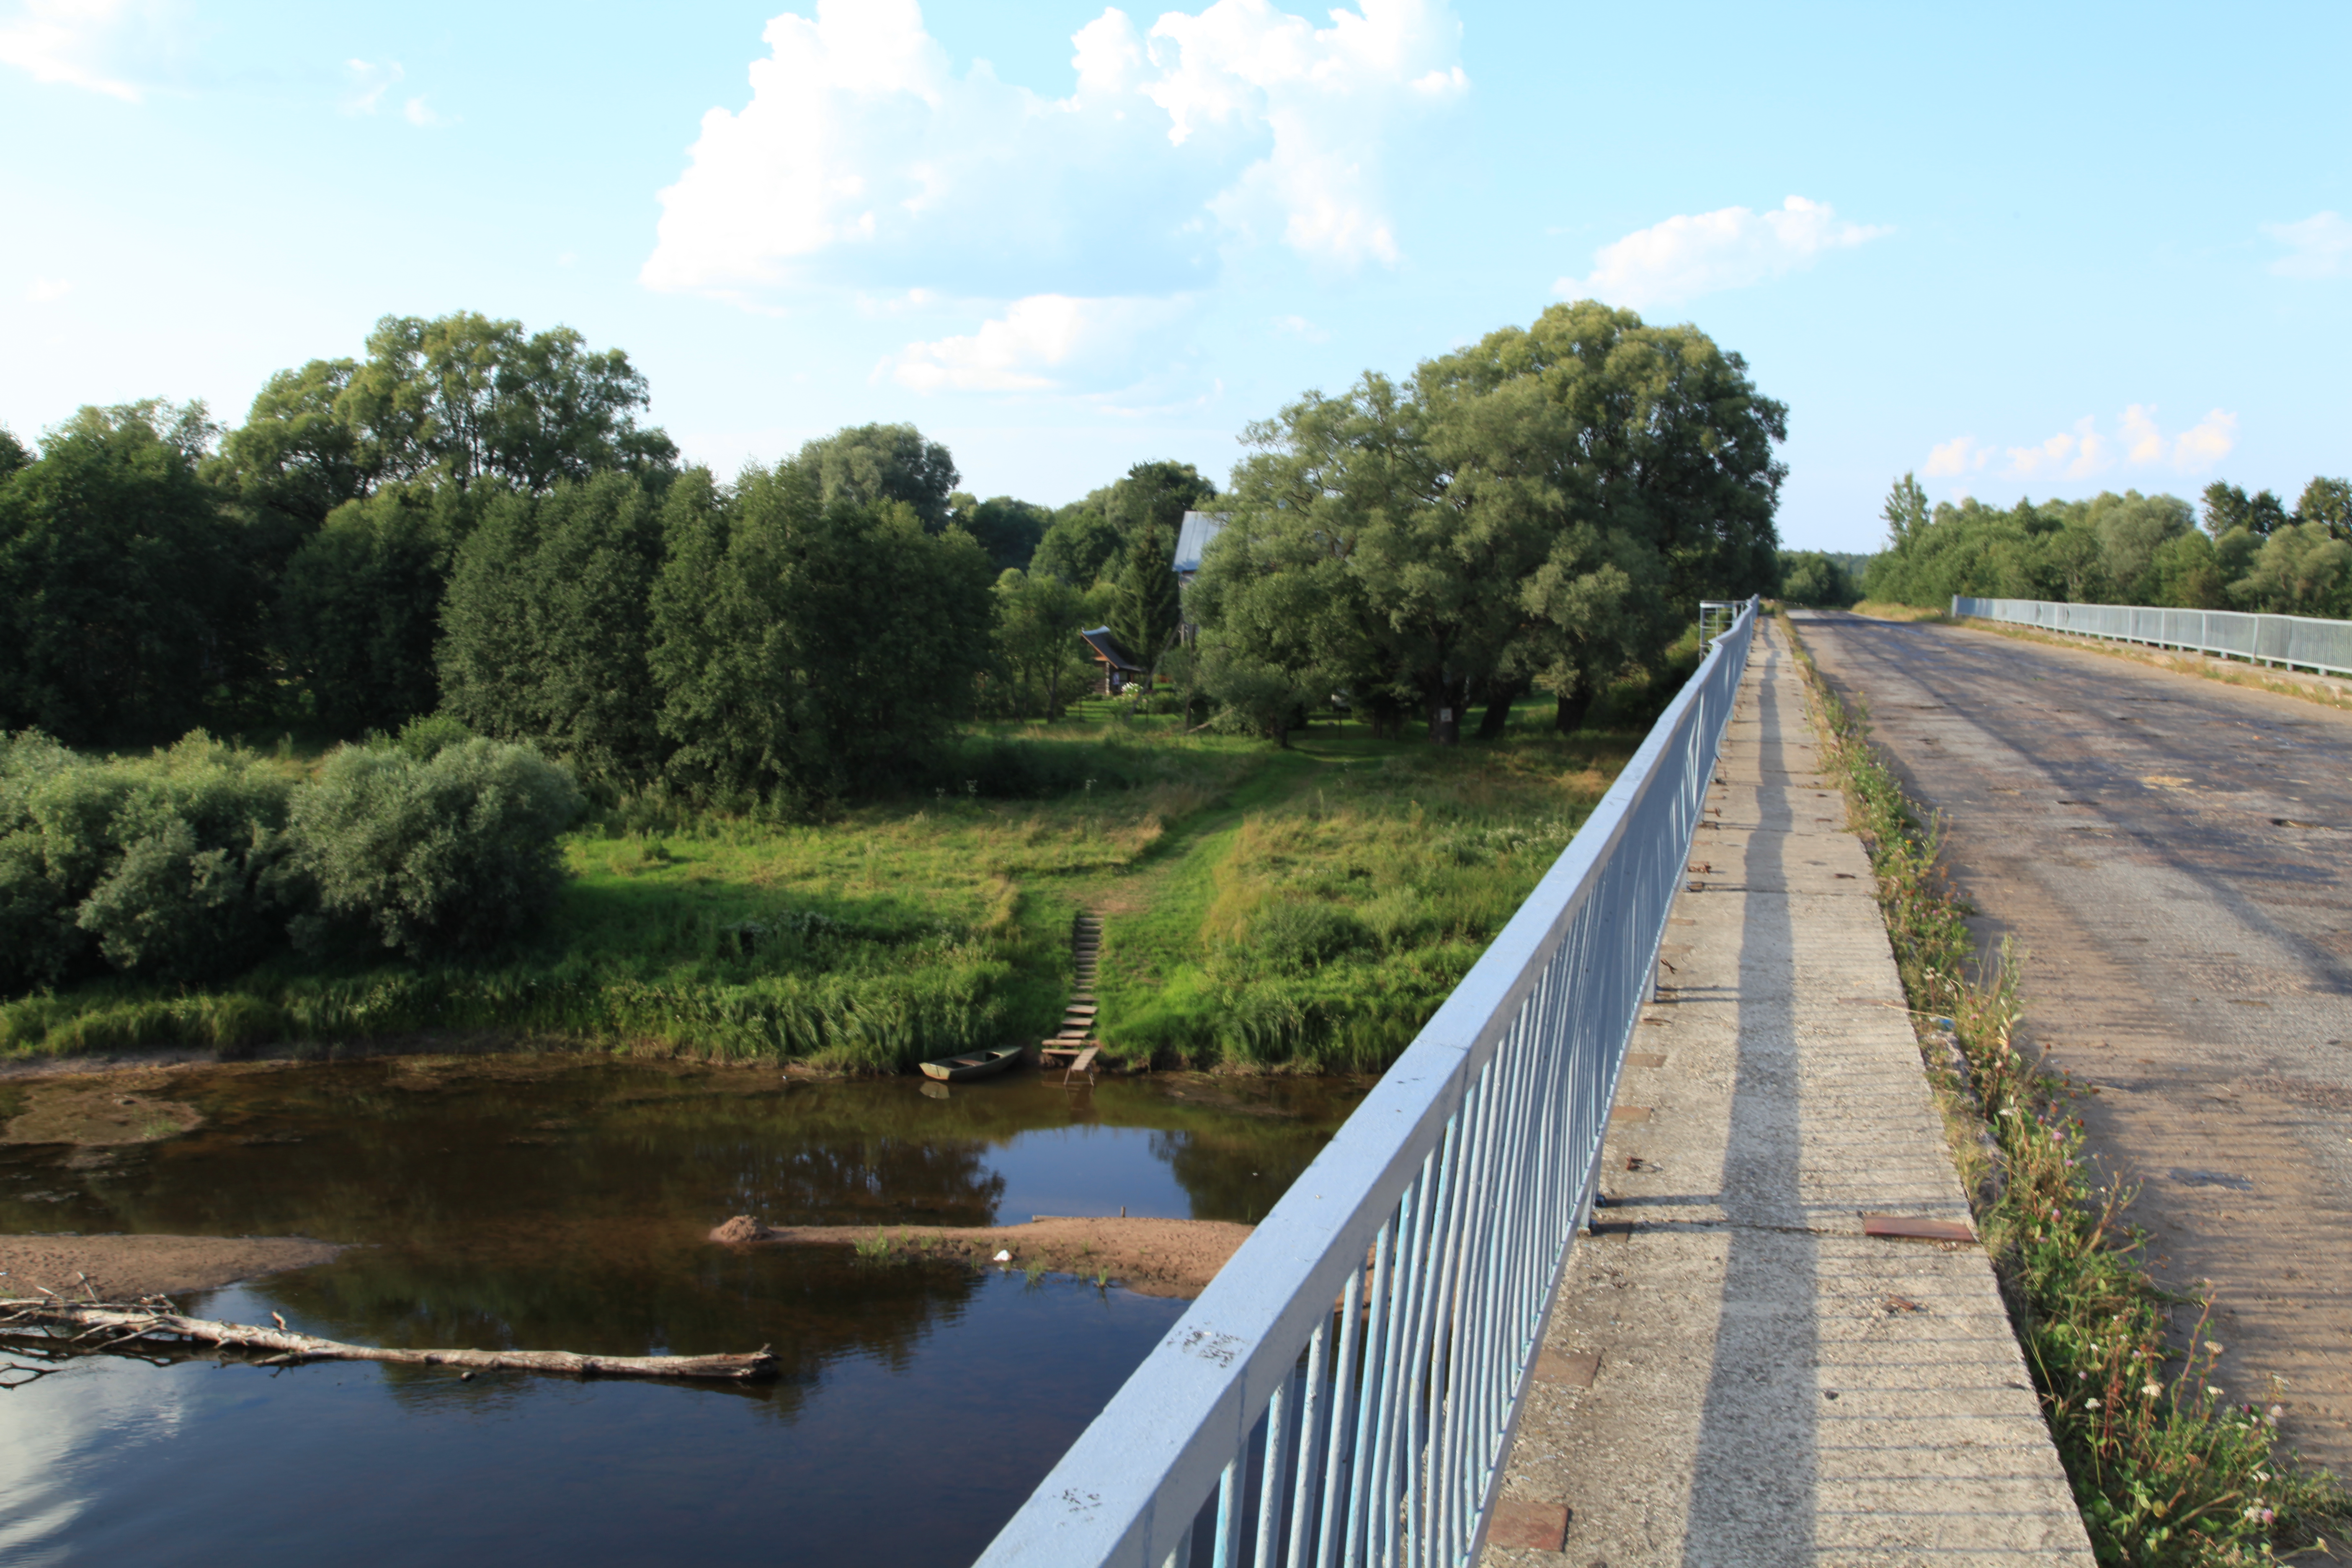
[0,1296,776,1382]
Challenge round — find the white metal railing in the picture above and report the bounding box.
[1952,596,2352,678]
[977,598,1760,1568]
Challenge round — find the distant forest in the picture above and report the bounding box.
[0,299,1786,802]
[1780,475,2352,616]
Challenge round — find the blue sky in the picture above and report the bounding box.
[3,0,2345,552]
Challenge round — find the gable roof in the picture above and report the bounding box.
[1172,510,1230,575]
[1078,625,1144,672]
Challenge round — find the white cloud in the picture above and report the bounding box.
[0,0,144,100]
[641,0,1467,306]
[2263,211,2352,280]
[402,95,454,128]
[2170,409,2236,471]
[1560,195,1888,309]
[342,58,402,115]
[1921,435,1989,479]
[1273,312,1328,342]
[25,276,72,303]
[1922,405,2237,490]
[885,293,1190,392]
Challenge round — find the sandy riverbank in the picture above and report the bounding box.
[712,1214,1252,1299]
[0,1234,344,1299]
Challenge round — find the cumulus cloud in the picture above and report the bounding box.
[2263,211,2352,280]
[402,94,454,128]
[0,0,144,101]
[1559,196,1888,309]
[1922,405,2238,489]
[884,293,1192,392]
[26,276,72,303]
[641,0,1467,306]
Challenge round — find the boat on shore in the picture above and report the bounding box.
[918,1044,1024,1083]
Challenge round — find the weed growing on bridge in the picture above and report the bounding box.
[1782,612,2348,1567]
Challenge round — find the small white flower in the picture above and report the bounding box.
[2143,1382,2163,1398]
[2085,1397,2102,1409]
[993,1250,1013,1263]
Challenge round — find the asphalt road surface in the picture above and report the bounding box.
[1792,610,2352,1480]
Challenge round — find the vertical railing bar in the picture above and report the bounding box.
[1383,1110,1461,1568]
[1346,1173,1417,1568]
[1419,1068,1493,1565]
[1214,1457,1245,1568]
[1252,1370,1291,1568]
[1287,1316,1332,1568]
[1312,1249,1368,1568]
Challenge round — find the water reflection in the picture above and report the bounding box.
[0,1056,1367,1564]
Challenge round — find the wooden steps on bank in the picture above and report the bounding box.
[1040,913,1103,1078]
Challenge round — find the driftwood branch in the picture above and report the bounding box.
[0,1298,776,1383]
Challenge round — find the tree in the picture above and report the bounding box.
[991,569,1094,718]
[1516,524,1669,732]
[277,484,468,737]
[952,493,1052,571]
[0,403,266,745]
[2230,522,2352,617]
[1882,473,1929,548]
[1106,461,1217,551]
[2296,477,2352,541]
[650,464,995,804]
[1775,551,1856,609]
[1032,503,1124,586]
[207,358,371,542]
[1201,374,1445,740]
[1110,517,1183,673]
[798,423,959,532]
[1416,300,1785,738]
[2202,481,2290,539]
[212,313,676,528]
[438,472,670,789]
[1193,302,1785,746]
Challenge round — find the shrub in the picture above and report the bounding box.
[394,713,476,761]
[0,732,299,988]
[289,738,583,960]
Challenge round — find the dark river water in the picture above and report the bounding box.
[0,1057,1367,1566]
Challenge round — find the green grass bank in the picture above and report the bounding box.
[2,700,1649,1075]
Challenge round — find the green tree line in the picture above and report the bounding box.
[3,300,1785,802]
[1856,472,2352,617]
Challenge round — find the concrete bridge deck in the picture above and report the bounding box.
[1479,616,2092,1567]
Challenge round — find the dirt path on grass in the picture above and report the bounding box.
[1794,607,2352,1478]
[711,1214,1252,1298]
[0,1233,344,1298]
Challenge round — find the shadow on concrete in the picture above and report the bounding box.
[1682,631,1821,1568]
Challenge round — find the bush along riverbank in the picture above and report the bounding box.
[1780,612,2347,1566]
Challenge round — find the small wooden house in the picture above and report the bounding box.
[1078,626,1145,694]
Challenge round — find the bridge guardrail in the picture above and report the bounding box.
[975,597,1760,1568]
[1952,596,2352,678]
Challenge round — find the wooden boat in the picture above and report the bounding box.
[919,1044,1024,1082]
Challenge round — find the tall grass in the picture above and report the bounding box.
[1093,730,1629,1072]
[1785,611,2347,1566]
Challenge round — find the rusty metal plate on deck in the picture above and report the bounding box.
[1486,1498,1570,1553]
[1532,1350,1600,1389]
[1862,1213,1975,1243]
